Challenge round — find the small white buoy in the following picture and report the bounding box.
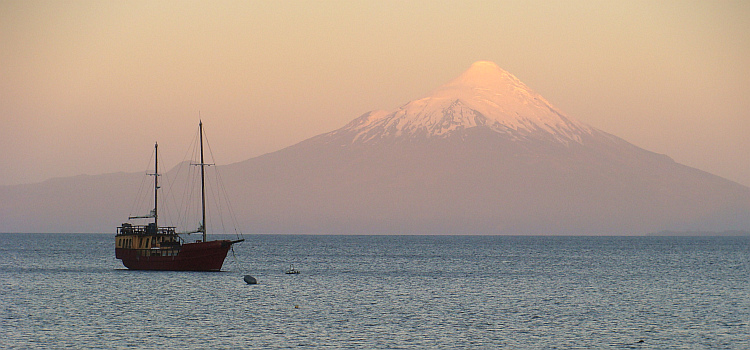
[243,275,257,284]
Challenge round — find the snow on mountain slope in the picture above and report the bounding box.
[336,61,592,144]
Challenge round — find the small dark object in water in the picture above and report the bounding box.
[285,264,300,274]
[244,275,257,284]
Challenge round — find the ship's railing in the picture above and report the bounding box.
[117,223,176,236]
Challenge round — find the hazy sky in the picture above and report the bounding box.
[2,0,749,187]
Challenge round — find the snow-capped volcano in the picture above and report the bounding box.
[2,61,749,235]
[338,61,591,144]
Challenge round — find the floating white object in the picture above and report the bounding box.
[285,264,300,274]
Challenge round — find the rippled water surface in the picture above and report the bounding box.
[1,233,748,349]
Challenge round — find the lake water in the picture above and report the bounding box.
[1,233,748,349]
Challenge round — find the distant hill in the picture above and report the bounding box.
[647,230,750,237]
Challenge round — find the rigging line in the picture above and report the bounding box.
[230,245,249,274]
[169,132,200,231]
[160,137,190,227]
[154,149,169,226]
[203,131,235,234]
[176,163,195,235]
[159,164,177,227]
[128,146,157,220]
[159,154,182,228]
[183,130,200,231]
[171,128,201,233]
[129,166,149,220]
[212,168,228,235]
[205,150,229,235]
[201,127,217,233]
[153,144,173,227]
[202,127,244,239]
[175,161,192,231]
[230,245,239,273]
[203,165,223,234]
[215,161,245,240]
[182,143,200,232]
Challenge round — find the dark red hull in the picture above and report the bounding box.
[115,240,234,271]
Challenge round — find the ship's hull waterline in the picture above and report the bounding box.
[115,240,235,271]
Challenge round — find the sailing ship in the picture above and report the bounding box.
[115,121,243,271]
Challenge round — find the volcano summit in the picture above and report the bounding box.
[338,61,591,143]
[2,61,748,234]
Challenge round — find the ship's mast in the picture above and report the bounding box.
[199,121,207,242]
[154,142,159,229]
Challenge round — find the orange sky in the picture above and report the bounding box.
[1,0,749,186]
